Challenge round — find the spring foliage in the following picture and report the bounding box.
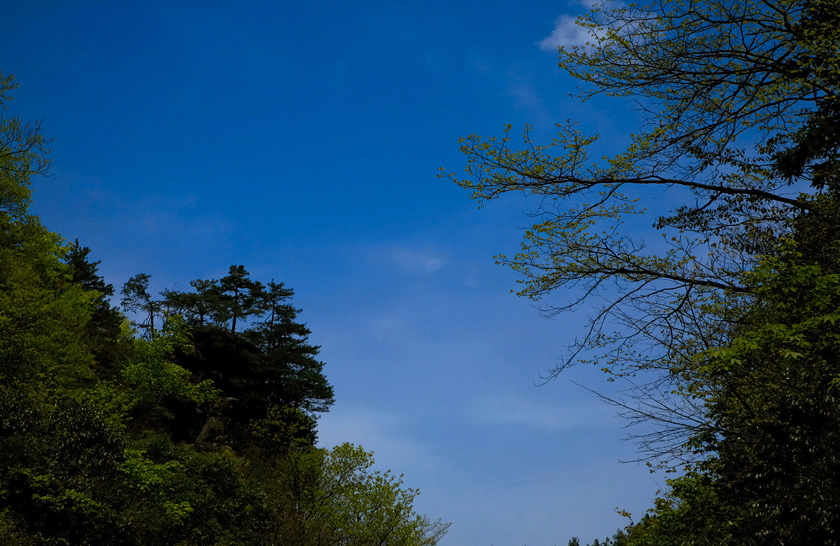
[449,0,840,544]
[0,73,448,546]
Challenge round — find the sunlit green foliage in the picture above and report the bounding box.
[282,443,451,546]
[0,71,448,546]
[448,0,840,461]
[0,74,50,218]
[450,0,840,544]
[444,0,839,390]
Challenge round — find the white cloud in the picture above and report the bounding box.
[539,14,596,51]
[539,0,635,51]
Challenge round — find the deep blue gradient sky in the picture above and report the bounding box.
[3,2,663,544]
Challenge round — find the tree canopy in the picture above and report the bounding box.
[449,0,840,543]
[447,0,840,453]
[0,71,448,546]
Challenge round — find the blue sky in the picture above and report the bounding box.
[3,2,663,544]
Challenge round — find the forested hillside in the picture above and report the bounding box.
[0,73,448,546]
[449,0,840,544]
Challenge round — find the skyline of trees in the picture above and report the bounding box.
[0,71,449,546]
[4,0,840,542]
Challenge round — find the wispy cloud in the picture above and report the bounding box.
[505,71,558,132]
[317,405,445,476]
[508,81,551,120]
[464,392,614,431]
[472,58,491,73]
[387,248,445,276]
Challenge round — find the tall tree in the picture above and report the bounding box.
[0,73,93,390]
[446,0,840,462]
[0,73,447,546]
[64,240,125,373]
[121,273,162,339]
[691,223,840,544]
[450,1,840,542]
[280,443,450,546]
[155,269,334,450]
[218,265,265,333]
[609,223,840,545]
[162,278,223,327]
[248,281,334,413]
[0,74,50,219]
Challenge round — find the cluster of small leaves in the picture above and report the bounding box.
[0,75,50,219]
[288,443,451,546]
